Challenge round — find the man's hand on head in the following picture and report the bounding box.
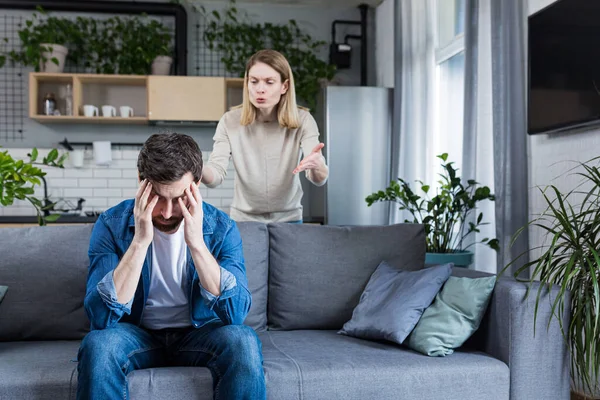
[133,179,159,248]
[179,182,205,252]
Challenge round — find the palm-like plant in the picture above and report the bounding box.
[506,157,600,396]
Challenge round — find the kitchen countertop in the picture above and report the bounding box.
[0,215,98,224]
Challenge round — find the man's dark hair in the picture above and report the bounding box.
[138,132,203,183]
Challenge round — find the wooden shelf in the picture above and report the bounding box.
[225,78,244,88]
[29,73,236,125]
[30,115,148,124]
[77,74,147,85]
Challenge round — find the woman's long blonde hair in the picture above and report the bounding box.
[240,49,300,128]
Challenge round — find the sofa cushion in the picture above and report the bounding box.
[0,341,80,399]
[237,222,269,332]
[267,223,426,330]
[0,331,509,400]
[339,262,452,345]
[406,275,497,356]
[0,225,93,341]
[261,330,510,400]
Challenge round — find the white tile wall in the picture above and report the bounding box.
[0,147,234,216]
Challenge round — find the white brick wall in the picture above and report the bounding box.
[0,147,234,216]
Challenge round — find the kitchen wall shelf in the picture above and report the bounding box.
[29,73,244,124]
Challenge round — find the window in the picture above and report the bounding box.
[430,0,466,184]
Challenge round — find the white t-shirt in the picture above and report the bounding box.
[141,222,191,330]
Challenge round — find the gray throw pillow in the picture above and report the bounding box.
[339,262,452,345]
[0,285,7,304]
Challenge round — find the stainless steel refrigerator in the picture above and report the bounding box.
[306,86,393,226]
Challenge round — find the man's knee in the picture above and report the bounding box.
[79,326,129,365]
[218,325,263,367]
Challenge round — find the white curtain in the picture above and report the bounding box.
[390,0,436,224]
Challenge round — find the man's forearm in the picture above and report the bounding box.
[112,241,148,304]
[190,244,222,296]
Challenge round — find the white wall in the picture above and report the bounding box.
[526,0,600,266]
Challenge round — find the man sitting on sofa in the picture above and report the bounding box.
[77,132,265,400]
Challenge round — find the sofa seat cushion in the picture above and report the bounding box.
[261,330,510,400]
[0,341,216,400]
[0,331,509,400]
[0,341,80,400]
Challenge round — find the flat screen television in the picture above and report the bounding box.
[528,0,600,134]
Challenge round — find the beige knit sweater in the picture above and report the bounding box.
[204,107,328,223]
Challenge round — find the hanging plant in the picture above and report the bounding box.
[0,8,173,76]
[176,0,336,110]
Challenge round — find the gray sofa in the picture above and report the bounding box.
[0,222,570,400]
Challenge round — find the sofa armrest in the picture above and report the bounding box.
[483,277,570,400]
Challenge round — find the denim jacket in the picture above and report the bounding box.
[84,199,251,331]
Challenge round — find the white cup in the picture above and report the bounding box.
[83,105,98,117]
[101,105,116,117]
[70,149,84,168]
[119,106,134,118]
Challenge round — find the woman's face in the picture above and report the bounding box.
[247,62,289,112]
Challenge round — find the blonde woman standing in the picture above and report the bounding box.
[201,49,329,223]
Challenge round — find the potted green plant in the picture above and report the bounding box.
[366,153,499,267]
[2,8,84,72]
[0,147,66,226]
[191,0,336,110]
[504,157,600,398]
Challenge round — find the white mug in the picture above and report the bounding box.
[83,105,98,117]
[101,105,116,117]
[119,106,134,118]
[70,149,84,168]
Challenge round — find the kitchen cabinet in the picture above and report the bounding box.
[147,76,225,122]
[29,73,244,124]
[30,73,148,124]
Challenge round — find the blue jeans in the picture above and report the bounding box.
[77,321,266,400]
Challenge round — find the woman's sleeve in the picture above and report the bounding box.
[205,117,232,188]
[299,112,329,186]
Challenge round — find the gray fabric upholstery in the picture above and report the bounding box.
[483,277,571,400]
[0,224,572,400]
[0,225,93,341]
[261,330,509,400]
[129,368,214,400]
[0,331,509,400]
[237,222,269,332]
[0,341,79,400]
[268,223,426,330]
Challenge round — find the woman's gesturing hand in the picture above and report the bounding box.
[293,143,325,174]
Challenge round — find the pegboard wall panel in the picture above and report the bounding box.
[192,12,304,78]
[1,14,26,142]
[0,9,175,143]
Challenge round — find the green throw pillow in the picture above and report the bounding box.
[406,275,496,356]
[0,285,7,305]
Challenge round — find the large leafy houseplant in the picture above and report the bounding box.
[366,153,499,254]
[175,0,336,110]
[505,157,600,396]
[0,9,173,75]
[0,148,66,225]
[0,8,85,71]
